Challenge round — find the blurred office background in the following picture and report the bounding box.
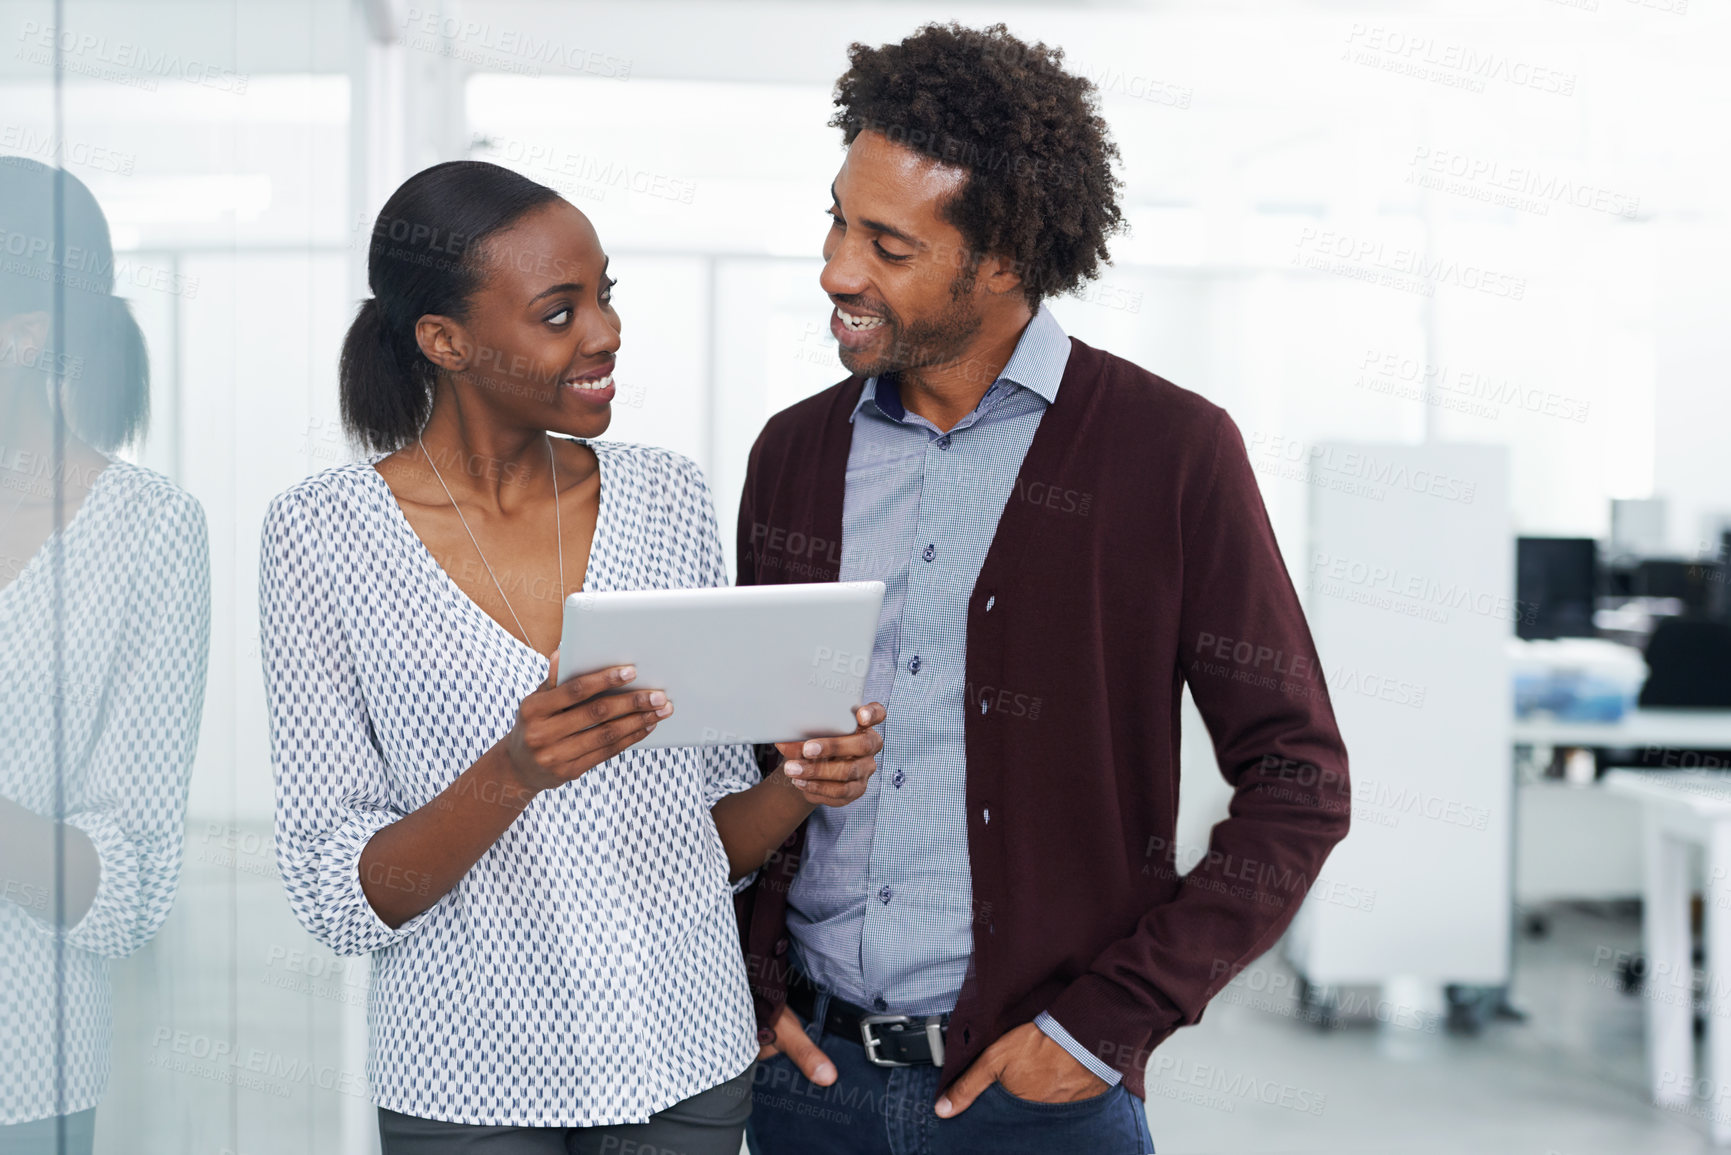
[3,0,1730,1151]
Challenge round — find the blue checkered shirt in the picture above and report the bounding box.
[785,304,1120,1086]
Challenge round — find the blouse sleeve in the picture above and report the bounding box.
[259,487,441,956]
[27,487,211,958]
[668,454,762,891]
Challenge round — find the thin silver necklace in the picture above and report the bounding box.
[418,433,563,652]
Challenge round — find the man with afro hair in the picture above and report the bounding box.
[734,23,1350,1155]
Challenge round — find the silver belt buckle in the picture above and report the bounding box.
[859,1013,946,1068]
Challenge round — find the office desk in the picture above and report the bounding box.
[1510,710,1731,905]
[1513,708,1731,752]
[1606,769,1731,1144]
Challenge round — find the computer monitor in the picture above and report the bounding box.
[1516,537,1598,640]
[1635,559,1696,601]
[1632,558,1726,615]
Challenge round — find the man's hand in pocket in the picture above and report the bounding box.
[757,1002,839,1087]
[935,1023,1110,1117]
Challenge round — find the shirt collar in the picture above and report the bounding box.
[850,303,1069,424]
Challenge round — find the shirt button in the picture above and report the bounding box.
[922,543,936,563]
[908,656,922,675]
[892,768,906,788]
[873,995,889,1012]
[878,884,893,904]
[936,435,951,450]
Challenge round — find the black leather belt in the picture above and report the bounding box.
[785,971,949,1067]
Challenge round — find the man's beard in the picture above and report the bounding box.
[836,273,982,381]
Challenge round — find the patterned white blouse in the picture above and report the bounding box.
[1,459,209,1125]
[258,437,760,1128]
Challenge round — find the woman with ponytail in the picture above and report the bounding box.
[258,160,885,1152]
[0,159,211,1155]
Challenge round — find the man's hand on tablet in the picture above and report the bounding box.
[503,653,676,795]
[774,703,886,806]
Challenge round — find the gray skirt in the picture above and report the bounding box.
[378,1062,755,1155]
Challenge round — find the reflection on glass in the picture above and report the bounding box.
[0,159,210,1155]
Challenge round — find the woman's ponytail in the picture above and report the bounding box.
[339,296,428,455]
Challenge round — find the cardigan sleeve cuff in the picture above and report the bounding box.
[1046,972,1186,1083]
[1033,1010,1123,1087]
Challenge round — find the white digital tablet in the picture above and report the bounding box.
[556,581,886,749]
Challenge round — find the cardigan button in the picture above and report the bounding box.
[782,832,798,849]
[757,1027,776,1046]
[985,595,995,612]
[774,937,789,956]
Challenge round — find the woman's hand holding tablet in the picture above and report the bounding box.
[777,702,888,806]
[709,700,888,887]
[501,644,888,807]
[500,654,675,796]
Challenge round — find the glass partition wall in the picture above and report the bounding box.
[4,1,360,1152]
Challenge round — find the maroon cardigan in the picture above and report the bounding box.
[733,337,1350,1099]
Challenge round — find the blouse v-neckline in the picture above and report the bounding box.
[364,436,609,662]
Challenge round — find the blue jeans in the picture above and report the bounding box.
[746,986,1154,1155]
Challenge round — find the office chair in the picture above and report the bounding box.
[1639,616,1731,709]
[1608,615,1731,773]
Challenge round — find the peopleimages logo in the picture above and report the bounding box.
[400,8,630,79]
[1352,776,1491,831]
[149,1028,367,1099]
[1143,1054,1328,1116]
[1293,227,1527,301]
[0,125,135,175]
[1354,348,1591,425]
[808,645,866,697]
[475,134,697,205]
[1190,635,1429,710]
[1308,550,1537,627]
[1407,146,1640,221]
[0,227,200,297]
[1342,24,1577,98]
[1249,432,1479,505]
[15,20,250,93]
